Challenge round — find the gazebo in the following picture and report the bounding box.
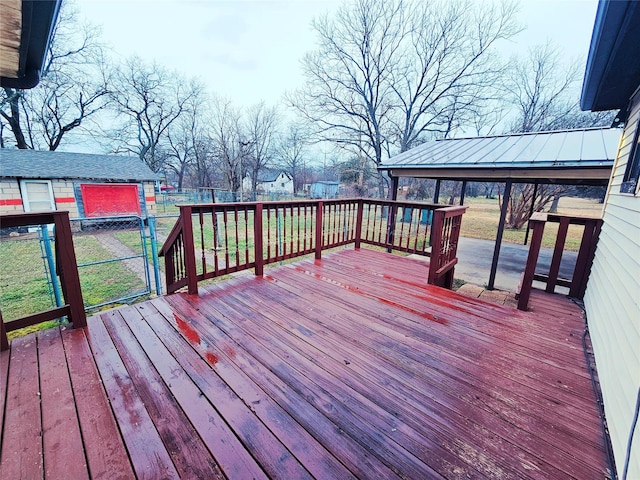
[379,127,620,289]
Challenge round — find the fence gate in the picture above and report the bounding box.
[34,215,163,312]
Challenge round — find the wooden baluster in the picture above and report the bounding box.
[546,216,570,293]
[254,204,264,276]
[244,207,250,267]
[355,200,363,249]
[223,209,230,273]
[315,201,323,260]
[518,219,546,310]
[234,207,240,267]
[212,209,219,275]
[199,211,206,277]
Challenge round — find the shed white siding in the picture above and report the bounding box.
[584,89,640,478]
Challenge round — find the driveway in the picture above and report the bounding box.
[454,236,577,292]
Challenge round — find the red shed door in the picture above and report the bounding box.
[81,183,141,217]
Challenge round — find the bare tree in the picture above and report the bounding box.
[110,57,197,172]
[208,98,245,196]
[276,122,309,194]
[502,42,617,228]
[390,0,520,150]
[289,0,406,197]
[164,87,209,189]
[244,102,279,198]
[1,3,110,150]
[506,42,581,133]
[290,0,519,197]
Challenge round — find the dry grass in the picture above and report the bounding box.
[460,196,603,251]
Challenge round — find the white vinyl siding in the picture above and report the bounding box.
[584,89,640,479]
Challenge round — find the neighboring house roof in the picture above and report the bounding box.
[379,127,619,185]
[0,149,160,181]
[255,169,291,183]
[312,181,339,185]
[0,0,62,89]
[581,0,640,112]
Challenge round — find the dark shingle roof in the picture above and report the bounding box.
[0,150,160,181]
[257,169,291,182]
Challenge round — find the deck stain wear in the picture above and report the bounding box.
[141,300,352,480]
[218,268,606,477]
[37,327,89,480]
[0,249,610,479]
[0,336,43,480]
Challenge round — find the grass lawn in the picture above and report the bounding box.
[1,233,146,340]
[459,196,603,251]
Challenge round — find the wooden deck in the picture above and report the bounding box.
[0,249,609,479]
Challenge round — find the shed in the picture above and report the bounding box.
[0,150,160,218]
[309,181,340,199]
[379,127,620,289]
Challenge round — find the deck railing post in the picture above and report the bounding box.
[1,311,8,351]
[53,211,86,328]
[428,208,444,285]
[354,199,363,249]
[570,218,602,298]
[180,206,199,295]
[315,201,323,260]
[518,218,546,310]
[254,203,264,276]
[386,201,398,253]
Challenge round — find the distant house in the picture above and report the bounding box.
[0,150,160,218]
[580,1,640,478]
[309,181,340,199]
[243,169,293,196]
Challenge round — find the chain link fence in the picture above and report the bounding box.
[0,215,168,331]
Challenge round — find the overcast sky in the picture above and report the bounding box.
[76,0,601,109]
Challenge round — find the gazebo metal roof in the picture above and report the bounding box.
[380,127,620,185]
[379,126,623,290]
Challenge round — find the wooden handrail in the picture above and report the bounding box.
[518,213,603,310]
[0,211,86,350]
[428,206,468,289]
[159,199,467,294]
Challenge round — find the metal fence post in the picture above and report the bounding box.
[40,225,63,308]
[148,216,162,295]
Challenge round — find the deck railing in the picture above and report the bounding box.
[0,211,86,350]
[159,199,467,295]
[517,213,603,311]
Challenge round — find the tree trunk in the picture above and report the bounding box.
[2,89,29,149]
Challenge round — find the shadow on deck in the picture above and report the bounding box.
[0,249,609,479]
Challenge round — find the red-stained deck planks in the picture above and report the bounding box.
[0,249,610,479]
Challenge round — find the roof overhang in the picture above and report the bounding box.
[0,0,61,89]
[379,127,618,186]
[384,166,612,186]
[580,0,640,111]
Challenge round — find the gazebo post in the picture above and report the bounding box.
[524,181,539,245]
[459,180,467,205]
[488,179,512,290]
[390,175,399,200]
[433,179,441,203]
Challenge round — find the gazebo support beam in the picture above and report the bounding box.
[488,179,512,290]
[433,179,441,203]
[524,181,539,245]
[460,180,467,205]
[390,175,399,201]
